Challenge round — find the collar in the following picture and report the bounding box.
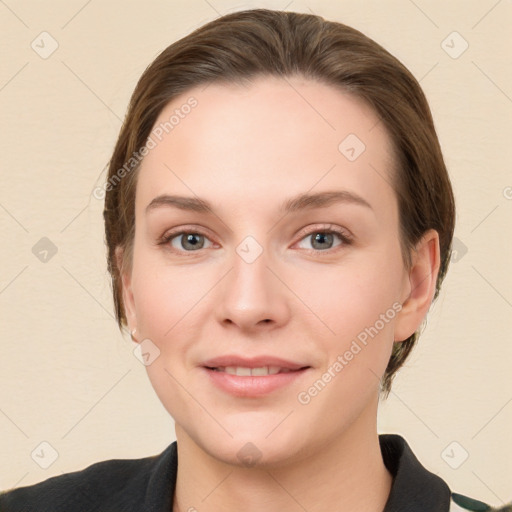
[380,434,451,511]
[143,433,451,512]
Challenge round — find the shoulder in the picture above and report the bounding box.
[379,434,511,512]
[0,442,177,512]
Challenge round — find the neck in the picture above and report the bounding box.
[172,397,392,512]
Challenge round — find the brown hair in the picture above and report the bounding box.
[103,8,455,397]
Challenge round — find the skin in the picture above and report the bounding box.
[118,76,440,512]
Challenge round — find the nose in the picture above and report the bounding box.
[215,241,292,333]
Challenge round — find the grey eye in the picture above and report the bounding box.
[169,232,212,251]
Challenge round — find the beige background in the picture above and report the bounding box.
[1,0,511,506]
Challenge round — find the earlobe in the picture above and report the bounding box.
[394,229,441,342]
[115,246,137,334]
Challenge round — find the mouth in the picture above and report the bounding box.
[200,356,312,397]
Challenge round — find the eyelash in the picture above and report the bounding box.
[158,224,353,257]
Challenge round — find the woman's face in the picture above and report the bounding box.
[121,76,424,466]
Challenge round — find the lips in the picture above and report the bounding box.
[201,355,311,397]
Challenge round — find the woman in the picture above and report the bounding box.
[1,8,510,512]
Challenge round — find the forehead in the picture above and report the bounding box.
[135,76,397,220]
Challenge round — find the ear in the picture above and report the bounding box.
[394,229,441,342]
[115,245,137,335]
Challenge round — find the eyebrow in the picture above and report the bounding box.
[145,190,372,215]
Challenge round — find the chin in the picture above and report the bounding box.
[187,422,305,469]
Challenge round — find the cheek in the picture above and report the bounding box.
[129,257,210,415]
[293,251,404,396]
[294,255,402,338]
[293,263,400,421]
[130,248,214,341]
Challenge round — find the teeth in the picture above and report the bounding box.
[217,366,284,376]
[252,366,271,376]
[235,366,251,376]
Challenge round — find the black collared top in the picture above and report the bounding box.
[0,434,509,511]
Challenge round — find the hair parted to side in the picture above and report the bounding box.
[103,8,455,397]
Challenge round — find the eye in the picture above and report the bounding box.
[162,230,214,253]
[295,226,352,253]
